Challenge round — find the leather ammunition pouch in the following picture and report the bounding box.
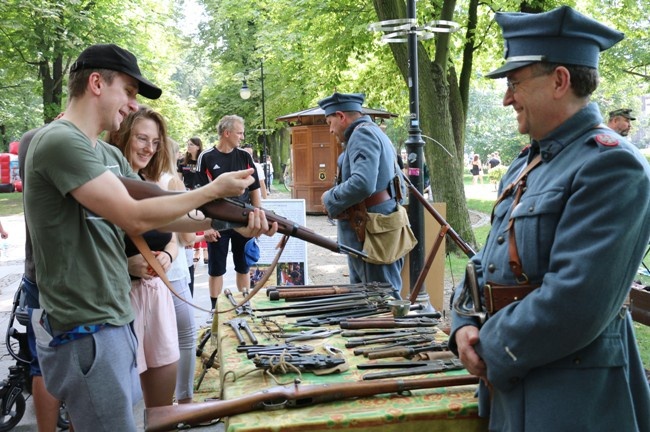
[484,282,541,314]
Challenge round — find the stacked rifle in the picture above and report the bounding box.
[256,283,413,327]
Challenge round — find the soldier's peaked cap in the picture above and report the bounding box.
[485,6,624,79]
[318,93,365,116]
[609,108,636,121]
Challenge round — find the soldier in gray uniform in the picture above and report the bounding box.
[450,6,650,432]
[607,108,636,137]
[319,93,403,298]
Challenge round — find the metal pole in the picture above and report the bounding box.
[260,59,268,190]
[405,0,425,298]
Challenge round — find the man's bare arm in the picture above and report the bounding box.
[71,169,255,236]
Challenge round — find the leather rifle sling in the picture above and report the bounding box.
[130,234,213,313]
[130,234,290,316]
[219,234,289,314]
[490,154,542,283]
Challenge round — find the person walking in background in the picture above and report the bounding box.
[24,44,276,430]
[243,145,267,198]
[487,152,500,169]
[265,155,274,193]
[197,115,263,309]
[319,92,404,300]
[470,154,482,184]
[178,136,204,190]
[607,108,636,137]
[450,7,650,431]
[178,136,209,265]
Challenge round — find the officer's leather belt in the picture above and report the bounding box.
[485,282,541,314]
[364,189,391,207]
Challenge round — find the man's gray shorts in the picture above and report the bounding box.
[34,321,142,431]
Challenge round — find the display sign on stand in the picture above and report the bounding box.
[250,199,308,287]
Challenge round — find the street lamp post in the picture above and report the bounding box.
[240,60,268,190]
[368,5,458,309]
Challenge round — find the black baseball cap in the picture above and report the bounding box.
[70,44,162,99]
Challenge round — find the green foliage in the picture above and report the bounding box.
[635,323,650,368]
[465,87,528,164]
[488,165,508,184]
[3,0,650,213]
[0,0,205,146]
[0,193,23,217]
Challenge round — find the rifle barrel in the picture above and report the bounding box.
[118,177,367,258]
[144,375,479,431]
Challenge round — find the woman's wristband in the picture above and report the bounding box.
[160,250,173,262]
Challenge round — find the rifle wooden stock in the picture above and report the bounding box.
[268,287,354,300]
[144,375,479,431]
[118,177,365,258]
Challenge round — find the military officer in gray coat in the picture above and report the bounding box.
[450,6,650,432]
[319,93,403,298]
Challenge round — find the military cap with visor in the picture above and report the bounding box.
[70,44,162,99]
[317,93,365,116]
[486,6,624,79]
[609,108,636,121]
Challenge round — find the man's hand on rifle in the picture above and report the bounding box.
[455,325,487,379]
[234,208,278,239]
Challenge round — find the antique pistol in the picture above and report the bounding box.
[253,354,345,372]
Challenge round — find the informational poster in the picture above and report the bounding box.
[249,199,308,287]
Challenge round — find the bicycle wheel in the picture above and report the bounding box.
[57,402,70,430]
[0,390,25,432]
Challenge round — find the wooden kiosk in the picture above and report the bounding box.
[276,107,396,214]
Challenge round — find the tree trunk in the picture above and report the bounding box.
[372,0,477,250]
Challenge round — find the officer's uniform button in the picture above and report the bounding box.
[487,264,496,273]
[496,236,505,244]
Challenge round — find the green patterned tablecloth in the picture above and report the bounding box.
[197,292,488,432]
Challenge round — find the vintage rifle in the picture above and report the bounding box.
[144,374,479,431]
[268,285,395,300]
[399,173,476,303]
[118,177,366,258]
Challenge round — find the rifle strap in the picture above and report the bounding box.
[131,233,290,316]
[217,234,289,315]
[130,234,213,313]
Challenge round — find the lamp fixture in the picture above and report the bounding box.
[240,80,251,100]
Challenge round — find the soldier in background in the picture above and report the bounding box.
[607,108,636,137]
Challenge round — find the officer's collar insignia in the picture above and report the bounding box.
[595,134,619,147]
